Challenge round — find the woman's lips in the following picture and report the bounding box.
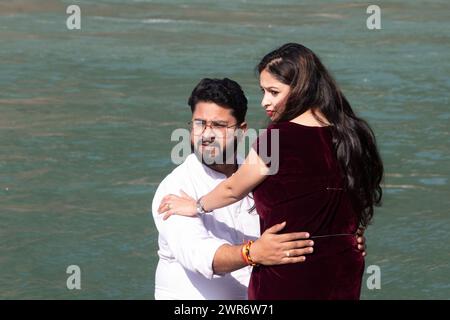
[266,110,274,117]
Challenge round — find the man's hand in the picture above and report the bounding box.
[249,222,314,265]
[356,227,367,257]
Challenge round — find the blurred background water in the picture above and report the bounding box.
[0,0,449,299]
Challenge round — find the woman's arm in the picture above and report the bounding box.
[202,147,270,211]
[158,148,270,219]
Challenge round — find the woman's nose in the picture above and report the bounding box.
[261,94,270,108]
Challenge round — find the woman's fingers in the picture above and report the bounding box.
[158,194,182,213]
[158,200,171,213]
[158,195,172,213]
[179,190,191,199]
[159,196,197,219]
[157,202,166,213]
[163,211,174,220]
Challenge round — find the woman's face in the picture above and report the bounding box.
[259,69,291,121]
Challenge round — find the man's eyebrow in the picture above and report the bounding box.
[193,118,228,123]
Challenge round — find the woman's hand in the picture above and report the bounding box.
[158,190,198,220]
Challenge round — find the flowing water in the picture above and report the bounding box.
[1,0,449,299]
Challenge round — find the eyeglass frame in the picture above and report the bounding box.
[188,119,240,137]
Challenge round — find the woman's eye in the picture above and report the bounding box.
[270,91,279,96]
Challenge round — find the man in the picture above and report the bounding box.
[151,78,366,299]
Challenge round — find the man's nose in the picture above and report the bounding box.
[202,125,215,140]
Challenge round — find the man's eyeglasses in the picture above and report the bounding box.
[188,120,238,137]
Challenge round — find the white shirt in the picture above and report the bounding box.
[152,153,260,300]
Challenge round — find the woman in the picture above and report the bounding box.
[158,43,383,299]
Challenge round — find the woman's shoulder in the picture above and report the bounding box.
[261,121,306,138]
[258,121,331,145]
[271,120,332,131]
[265,121,291,131]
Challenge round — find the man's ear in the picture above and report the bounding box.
[239,121,248,133]
[235,122,248,142]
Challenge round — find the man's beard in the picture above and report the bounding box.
[191,138,238,166]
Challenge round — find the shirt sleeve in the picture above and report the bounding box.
[151,174,230,279]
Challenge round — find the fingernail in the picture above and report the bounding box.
[305,233,310,238]
[309,241,314,246]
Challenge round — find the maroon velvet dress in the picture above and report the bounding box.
[249,121,364,300]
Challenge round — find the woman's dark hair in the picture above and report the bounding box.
[188,78,248,125]
[258,43,383,227]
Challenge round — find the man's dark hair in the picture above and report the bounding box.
[188,78,248,124]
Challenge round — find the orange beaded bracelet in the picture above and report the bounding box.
[241,240,258,266]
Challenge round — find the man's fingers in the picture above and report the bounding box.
[289,247,313,256]
[281,255,307,265]
[286,240,314,250]
[357,235,366,244]
[280,246,315,264]
[279,232,310,242]
[265,221,286,234]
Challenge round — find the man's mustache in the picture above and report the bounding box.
[193,139,221,150]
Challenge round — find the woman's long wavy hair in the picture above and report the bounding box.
[258,43,383,228]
